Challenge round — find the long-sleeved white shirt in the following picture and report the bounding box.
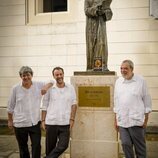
[42,83,77,125]
[8,81,47,127]
[113,74,152,128]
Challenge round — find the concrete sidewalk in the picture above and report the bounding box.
[0,132,157,158]
[0,135,46,158]
[0,135,71,158]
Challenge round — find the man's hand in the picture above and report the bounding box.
[97,6,104,16]
[8,113,13,129]
[143,122,147,128]
[8,120,13,129]
[114,120,119,132]
[70,119,75,130]
[41,120,46,130]
[114,114,119,132]
[143,113,149,128]
[41,82,53,95]
[41,111,47,130]
[41,89,47,95]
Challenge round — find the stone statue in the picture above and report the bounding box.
[84,0,113,71]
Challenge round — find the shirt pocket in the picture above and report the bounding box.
[130,83,142,96]
[16,94,26,111]
[32,88,41,99]
[16,94,25,102]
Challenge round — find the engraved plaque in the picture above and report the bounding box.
[78,86,110,107]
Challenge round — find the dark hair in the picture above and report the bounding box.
[52,67,64,76]
[19,66,33,76]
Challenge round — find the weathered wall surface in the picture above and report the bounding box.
[0,0,158,123]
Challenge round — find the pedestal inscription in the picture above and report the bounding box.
[78,86,110,107]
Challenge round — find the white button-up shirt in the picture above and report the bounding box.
[8,81,46,127]
[42,83,77,125]
[114,74,152,128]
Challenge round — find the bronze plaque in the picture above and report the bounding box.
[78,86,110,107]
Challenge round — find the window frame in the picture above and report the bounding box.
[43,0,68,13]
[26,0,77,25]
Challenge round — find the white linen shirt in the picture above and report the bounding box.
[42,83,77,125]
[7,81,46,127]
[113,74,152,128]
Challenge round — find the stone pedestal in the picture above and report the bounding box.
[70,74,119,158]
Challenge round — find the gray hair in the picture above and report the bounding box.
[19,66,33,76]
[122,60,134,70]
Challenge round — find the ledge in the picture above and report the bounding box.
[74,71,116,76]
[146,125,158,134]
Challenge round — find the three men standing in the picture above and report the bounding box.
[7,61,152,158]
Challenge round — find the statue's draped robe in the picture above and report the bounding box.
[84,0,112,70]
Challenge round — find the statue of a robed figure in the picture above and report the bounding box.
[84,0,113,71]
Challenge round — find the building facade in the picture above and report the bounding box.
[0,0,158,126]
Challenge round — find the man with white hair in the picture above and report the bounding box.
[114,60,152,158]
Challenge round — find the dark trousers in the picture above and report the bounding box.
[45,125,70,158]
[14,122,41,158]
[119,126,146,158]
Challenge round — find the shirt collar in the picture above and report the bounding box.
[52,82,68,88]
[20,81,33,87]
[122,74,137,83]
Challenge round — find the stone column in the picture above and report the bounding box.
[70,74,119,158]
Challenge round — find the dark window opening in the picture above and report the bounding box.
[43,0,67,13]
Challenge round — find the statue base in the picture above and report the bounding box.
[70,74,119,158]
[74,71,116,76]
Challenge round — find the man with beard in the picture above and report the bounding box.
[41,67,77,158]
[114,60,152,158]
